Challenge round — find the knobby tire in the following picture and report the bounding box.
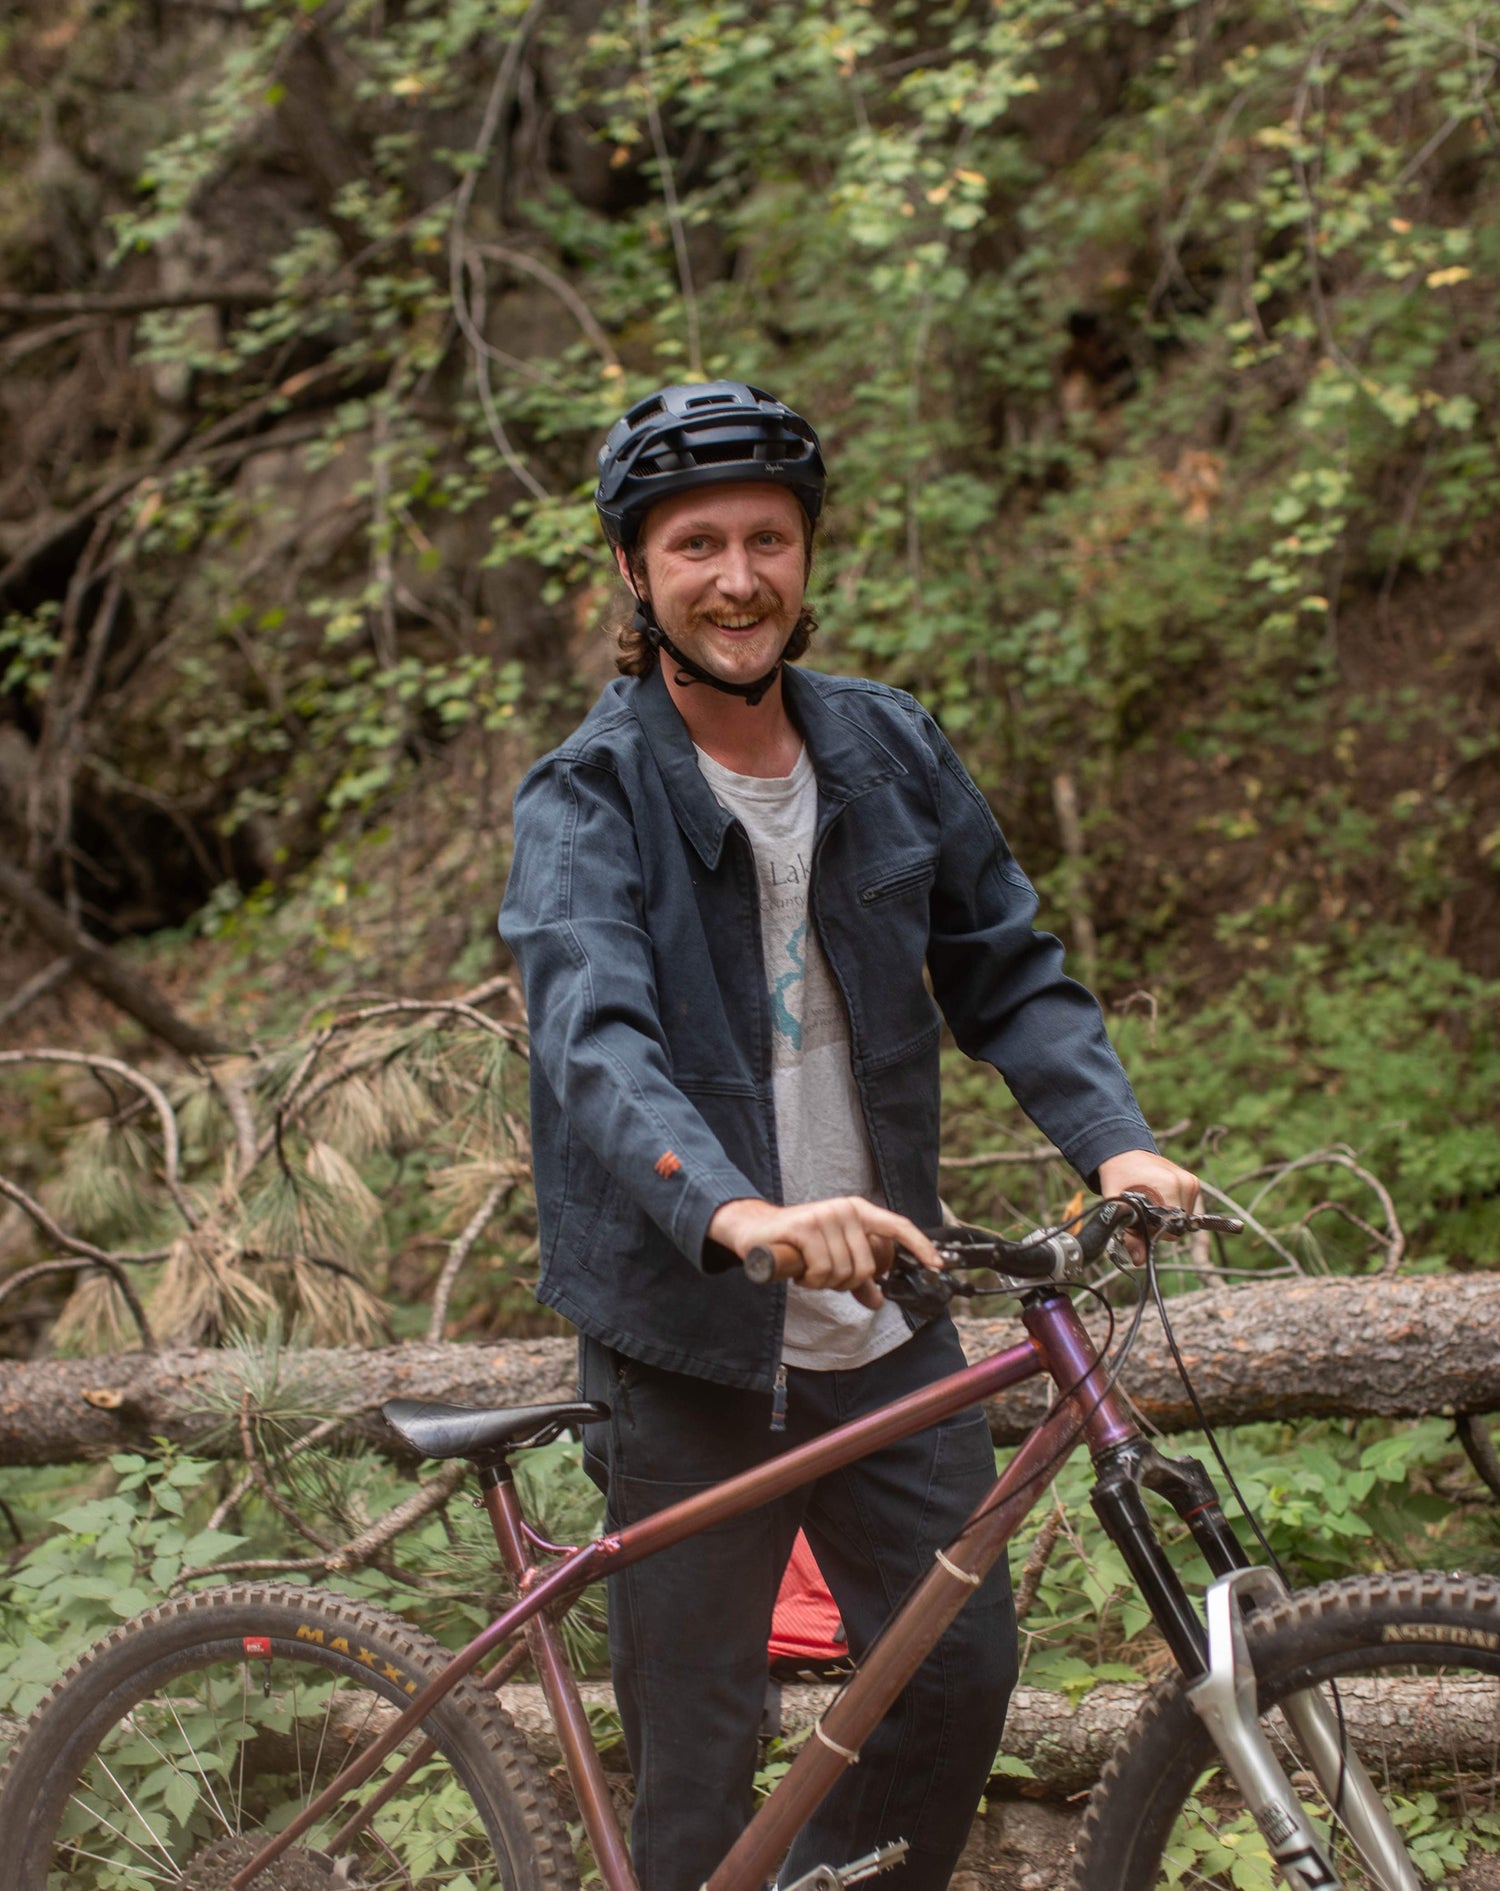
[1073,1570,1500,1889]
[0,1582,580,1891]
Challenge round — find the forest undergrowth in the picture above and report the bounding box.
[3,2,1500,1872]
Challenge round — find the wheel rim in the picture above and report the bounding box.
[40,1642,513,1890]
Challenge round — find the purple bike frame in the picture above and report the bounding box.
[230,1291,1141,1891]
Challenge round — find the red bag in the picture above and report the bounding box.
[769,1530,845,1665]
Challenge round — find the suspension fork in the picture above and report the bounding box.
[1090,1446,1418,1889]
[1088,1436,1248,1678]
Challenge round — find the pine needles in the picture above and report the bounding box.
[1,981,533,1355]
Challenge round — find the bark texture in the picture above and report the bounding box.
[497,1674,1500,1797]
[3,1275,1499,1466]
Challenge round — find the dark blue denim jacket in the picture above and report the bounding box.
[499,663,1154,1389]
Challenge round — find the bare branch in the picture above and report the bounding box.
[0,958,74,1029]
[325,1461,467,1571]
[175,1459,466,1587]
[474,242,622,368]
[1241,1148,1405,1274]
[0,863,228,1059]
[0,1249,157,1351]
[0,284,275,319]
[635,0,702,376]
[0,314,103,364]
[0,1174,171,1268]
[1015,1503,1064,1621]
[1197,1177,1308,1273]
[427,1175,513,1341]
[938,1145,1065,1171]
[937,1120,1190,1172]
[208,1063,260,1185]
[0,1047,198,1227]
[448,0,552,501]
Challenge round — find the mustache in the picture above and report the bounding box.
[694,596,783,624]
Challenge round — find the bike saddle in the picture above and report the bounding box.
[383,1397,610,1462]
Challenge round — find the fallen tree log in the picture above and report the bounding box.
[500,1672,1500,1797]
[2,1673,1464,1804]
[4,1673,1474,1804]
[2,1275,1499,1466]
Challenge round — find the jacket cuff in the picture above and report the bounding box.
[1065,1117,1159,1194]
[667,1161,763,1271]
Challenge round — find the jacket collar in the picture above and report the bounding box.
[629,662,907,869]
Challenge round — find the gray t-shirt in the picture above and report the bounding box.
[695,744,911,1370]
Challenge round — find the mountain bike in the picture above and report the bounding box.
[3,1194,1498,1890]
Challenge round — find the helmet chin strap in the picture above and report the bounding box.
[630,597,782,709]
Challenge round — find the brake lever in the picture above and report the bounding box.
[881,1254,959,1314]
[1115,1192,1245,1239]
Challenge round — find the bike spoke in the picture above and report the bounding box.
[63,1793,184,1881]
[49,1841,181,1885]
[91,1752,183,1868]
[135,1695,237,1839]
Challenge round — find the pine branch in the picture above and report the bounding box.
[0,1048,198,1226]
[0,1254,157,1351]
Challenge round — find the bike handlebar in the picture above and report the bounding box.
[744,1241,800,1286]
[742,1196,1244,1293]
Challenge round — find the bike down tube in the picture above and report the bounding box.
[707,1290,1144,1891]
[229,1333,1048,1888]
[707,1394,1091,1891]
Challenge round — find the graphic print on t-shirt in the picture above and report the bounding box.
[758,847,848,1070]
[771,922,806,1049]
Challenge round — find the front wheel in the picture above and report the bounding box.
[1074,1570,1500,1889]
[0,1582,581,1891]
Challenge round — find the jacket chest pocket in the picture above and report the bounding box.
[858,856,937,907]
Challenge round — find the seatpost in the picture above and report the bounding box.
[480,1463,641,1891]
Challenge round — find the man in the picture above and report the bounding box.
[500,381,1197,1891]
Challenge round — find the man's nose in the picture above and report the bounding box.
[713,543,757,598]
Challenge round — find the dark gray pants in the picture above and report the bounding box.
[579,1318,1018,1891]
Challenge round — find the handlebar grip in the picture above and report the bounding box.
[744,1241,803,1285]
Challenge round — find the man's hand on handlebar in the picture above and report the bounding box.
[1096,1149,1203,1265]
[707,1196,940,1308]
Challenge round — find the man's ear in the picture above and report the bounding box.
[614,544,637,590]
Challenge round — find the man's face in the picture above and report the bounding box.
[619,482,809,689]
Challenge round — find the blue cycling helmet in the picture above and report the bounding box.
[595,381,826,551]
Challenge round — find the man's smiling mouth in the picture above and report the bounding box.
[704,610,772,630]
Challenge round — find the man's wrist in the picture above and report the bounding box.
[706,1196,772,1257]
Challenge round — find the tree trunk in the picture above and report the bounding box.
[2,1276,1499,1467]
[0,859,226,1057]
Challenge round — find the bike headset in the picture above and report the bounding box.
[594,380,827,708]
